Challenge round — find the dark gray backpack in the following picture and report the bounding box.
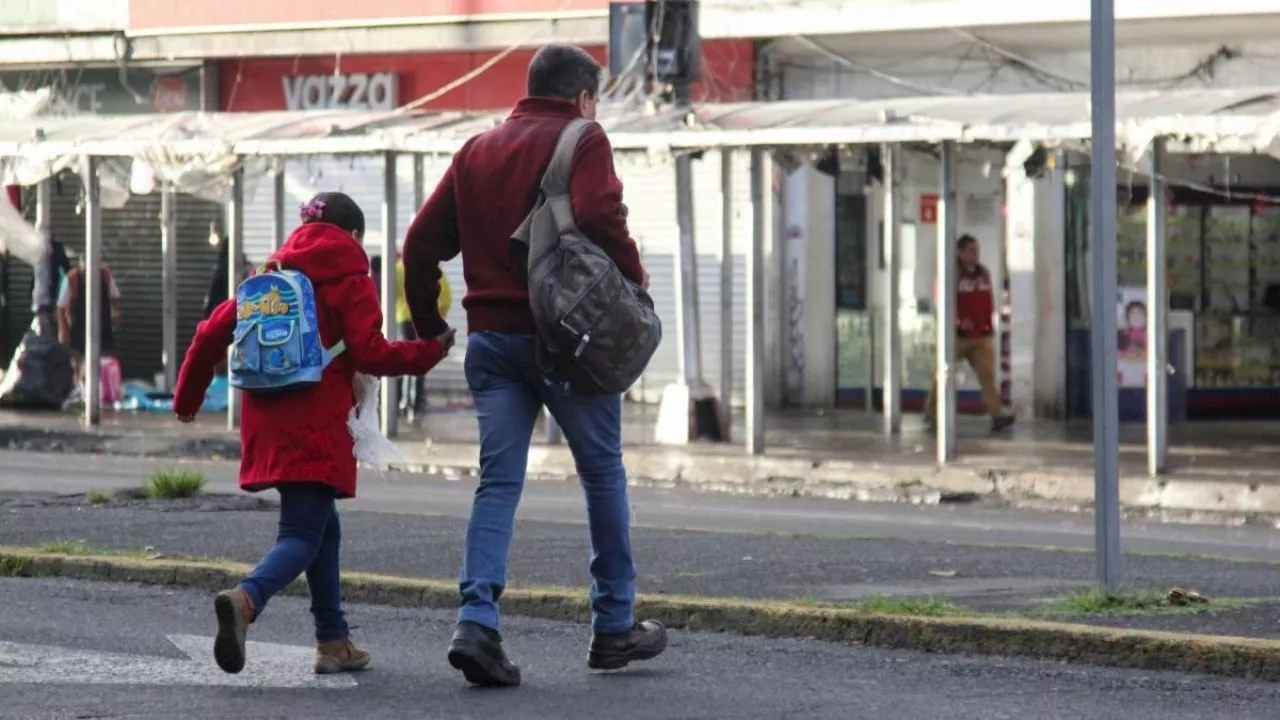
[511,118,662,395]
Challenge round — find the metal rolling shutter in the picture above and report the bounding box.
[617,151,753,406]
[230,150,758,408]
[43,178,221,382]
[241,155,469,397]
[174,196,227,373]
[4,256,32,364]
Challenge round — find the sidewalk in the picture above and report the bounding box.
[6,405,1280,514]
[3,497,1280,640]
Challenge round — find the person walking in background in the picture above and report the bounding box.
[924,233,1015,433]
[402,43,664,689]
[396,253,451,421]
[203,227,250,321]
[56,251,122,384]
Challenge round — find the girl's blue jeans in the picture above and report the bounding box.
[238,482,348,643]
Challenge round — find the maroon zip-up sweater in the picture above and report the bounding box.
[402,97,646,338]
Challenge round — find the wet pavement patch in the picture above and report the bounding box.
[0,428,241,461]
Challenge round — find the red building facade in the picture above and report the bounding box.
[218,40,756,112]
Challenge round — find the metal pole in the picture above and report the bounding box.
[34,178,52,313]
[746,149,769,455]
[34,179,51,242]
[160,185,178,391]
[1146,138,1168,476]
[881,143,902,435]
[674,152,701,385]
[937,141,957,463]
[82,157,102,427]
[720,148,735,414]
[270,163,286,253]
[1090,0,1122,590]
[381,152,399,439]
[226,166,245,431]
[412,154,425,209]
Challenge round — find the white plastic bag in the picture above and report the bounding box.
[347,372,407,472]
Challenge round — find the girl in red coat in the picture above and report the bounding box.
[173,192,453,676]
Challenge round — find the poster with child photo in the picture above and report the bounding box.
[1116,287,1148,388]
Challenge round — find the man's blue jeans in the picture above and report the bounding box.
[238,483,349,643]
[459,331,637,635]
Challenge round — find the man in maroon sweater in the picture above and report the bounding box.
[924,234,1015,432]
[402,44,665,688]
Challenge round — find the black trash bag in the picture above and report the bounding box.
[0,310,74,409]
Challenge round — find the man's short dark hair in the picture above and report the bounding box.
[957,234,978,250]
[527,44,602,101]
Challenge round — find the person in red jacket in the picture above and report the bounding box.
[172,192,453,677]
[925,234,1015,432]
[402,44,664,688]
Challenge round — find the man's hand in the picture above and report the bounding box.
[436,328,457,354]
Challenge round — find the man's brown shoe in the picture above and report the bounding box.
[213,589,254,674]
[315,638,372,675]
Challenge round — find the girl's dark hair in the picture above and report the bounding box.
[1125,301,1146,322]
[299,192,365,239]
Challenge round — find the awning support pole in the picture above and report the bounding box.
[83,157,102,428]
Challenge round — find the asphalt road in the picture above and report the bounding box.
[5,577,1280,720]
[6,450,1280,562]
[8,500,1280,617]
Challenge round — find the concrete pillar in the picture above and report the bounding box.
[781,162,836,409]
[747,149,771,455]
[1006,157,1067,419]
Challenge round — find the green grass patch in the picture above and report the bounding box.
[32,540,233,564]
[38,540,98,556]
[37,540,150,558]
[143,468,207,500]
[85,488,114,506]
[1032,587,1252,617]
[849,595,967,616]
[0,556,30,576]
[795,594,969,616]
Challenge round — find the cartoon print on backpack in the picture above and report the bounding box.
[230,260,345,394]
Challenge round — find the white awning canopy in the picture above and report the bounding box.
[1,86,1278,195]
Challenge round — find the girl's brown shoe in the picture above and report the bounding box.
[213,589,254,674]
[315,638,372,675]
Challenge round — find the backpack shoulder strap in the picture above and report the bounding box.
[512,117,594,249]
[540,118,593,197]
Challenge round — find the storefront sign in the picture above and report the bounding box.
[220,41,748,112]
[282,72,399,111]
[0,67,201,115]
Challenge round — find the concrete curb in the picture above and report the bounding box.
[406,442,1280,516]
[9,426,1280,515]
[4,547,1280,682]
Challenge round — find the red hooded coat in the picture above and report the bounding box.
[173,222,444,498]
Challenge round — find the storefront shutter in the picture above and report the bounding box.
[3,175,223,384]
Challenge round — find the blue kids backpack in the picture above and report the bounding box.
[229,260,345,394]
